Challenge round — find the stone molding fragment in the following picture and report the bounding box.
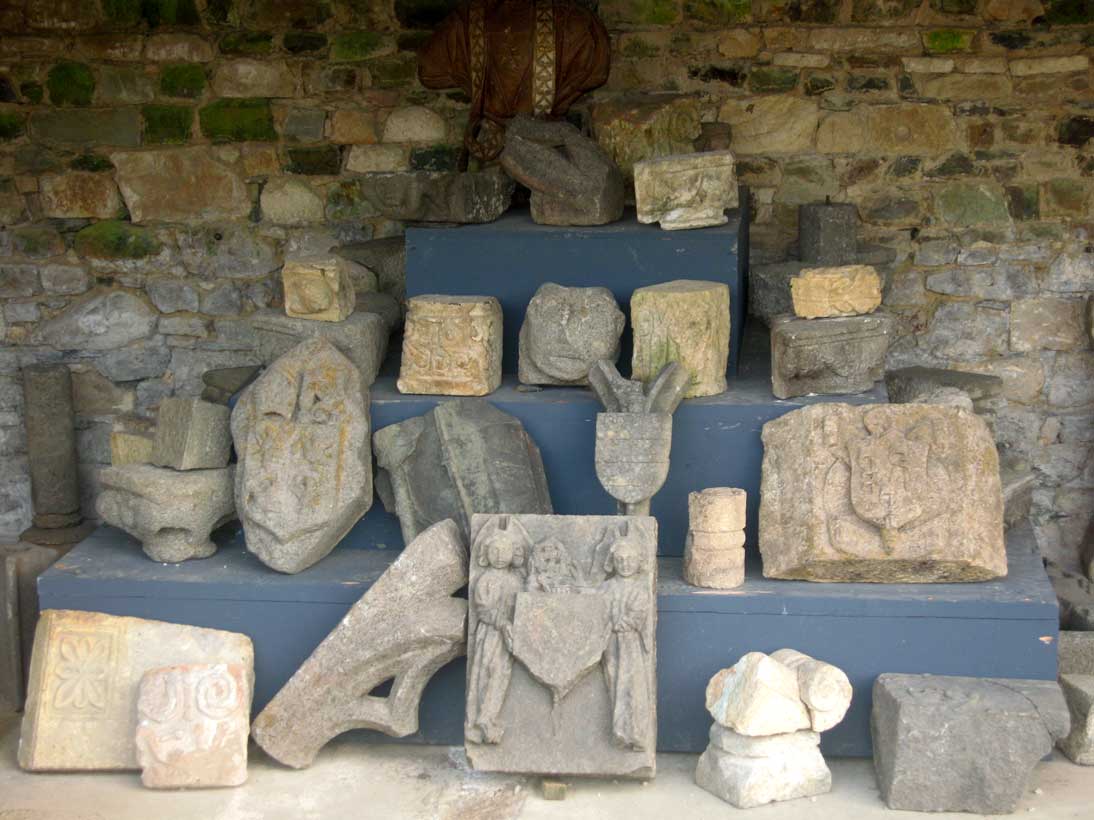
[769,648,852,732]
[770,313,894,399]
[232,337,372,574]
[705,652,811,736]
[872,674,1069,813]
[19,610,253,772]
[518,283,624,386]
[634,150,738,231]
[353,170,514,224]
[251,520,469,769]
[373,398,552,545]
[760,403,1006,582]
[683,487,746,589]
[150,397,231,471]
[398,295,503,396]
[501,115,624,226]
[590,94,702,183]
[250,309,389,387]
[136,663,252,789]
[1058,673,1094,765]
[790,265,881,319]
[282,254,373,323]
[96,465,236,563]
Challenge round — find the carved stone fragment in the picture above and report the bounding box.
[518,283,624,386]
[884,365,1003,410]
[96,465,236,563]
[136,663,252,789]
[465,513,657,778]
[250,309,390,386]
[631,280,730,398]
[373,399,552,545]
[19,610,253,771]
[589,361,689,515]
[398,295,503,396]
[872,674,1069,813]
[769,648,853,733]
[251,520,468,768]
[706,652,811,737]
[349,170,514,223]
[1058,674,1094,765]
[336,236,407,302]
[760,404,1006,582]
[790,265,882,319]
[684,487,746,589]
[110,430,153,466]
[500,115,624,226]
[150,397,231,471]
[590,94,702,183]
[770,313,894,399]
[634,151,738,231]
[232,338,372,574]
[282,255,368,323]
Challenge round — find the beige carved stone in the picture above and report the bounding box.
[684,488,747,589]
[136,663,251,789]
[634,151,738,231]
[398,295,503,396]
[791,265,882,319]
[110,430,153,465]
[19,610,253,771]
[282,255,370,322]
[630,280,730,399]
[759,404,1007,582]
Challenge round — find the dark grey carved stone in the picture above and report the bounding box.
[799,203,858,265]
[465,513,657,778]
[589,361,689,515]
[357,169,513,224]
[251,519,468,768]
[337,236,407,302]
[373,399,553,546]
[885,365,1004,406]
[872,673,1069,814]
[770,313,894,399]
[250,309,391,386]
[519,284,624,386]
[500,115,624,227]
[747,261,806,327]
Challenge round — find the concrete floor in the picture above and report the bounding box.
[1,712,1092,820]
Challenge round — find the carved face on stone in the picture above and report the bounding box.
[608,536,644,578]
[526,285,624,383]
[482,530,525,570]
[285,268,338,315]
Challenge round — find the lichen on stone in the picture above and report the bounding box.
[199,98,276,142]
[47,63,95,107]
[74,220,162,259]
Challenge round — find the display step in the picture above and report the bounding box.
[405,203,749,377]
[39,525,1057,758]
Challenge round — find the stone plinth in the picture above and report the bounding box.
[398,295,502,397]
[790,265,881,319]
[518,284,624,386]
[770,314,893,399]
[150,398,231,471]
[631,280,730,398]
[634,151,737,231]
[282,255,365,322]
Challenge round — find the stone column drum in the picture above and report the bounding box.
[21,364,90,545]
[683,488,746,589]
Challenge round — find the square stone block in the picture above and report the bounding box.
[790,265,881,319]
[634,151,738,231]
[799,203,858,265]
[770,314,893,400]
[282,255,366,322]
[110,431,153,466]
[398,295,502,396]
[151,397,231,471]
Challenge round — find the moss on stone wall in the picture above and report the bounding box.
[143,105,193,144]
[198,98,276,142]
[160,64,206,99]
[0,111,24,141]
[47,63,95,107]
[331,32,385,62]
[219,31,274,56]
[74,221,162,259]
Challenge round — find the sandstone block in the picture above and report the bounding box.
[634,151,737,231]
[19,610,252,771]
[631,280,730,398]
[251,520,468,768]
[791,265,881,318]
[40,173,123,219]
[718,96,818,155]
[705,652,811,736]
[282,255,366,322]
[150,398,231,471]
[345,144,407,173]
[260,178,324,226]
[111,148,250,224]
[1058,673,1094,765]
[398,295,502,396]
[250,309,389,386]
[136,663,251,789]
[232,338,372,574]
[689,487,746,533]
[865,104,955,156]
[872,674,1069,813]
[518,284,624,386]
[110,430,154,465]
[760,403,1006,582]
[382,106,446,143]
[96,465,235,563]
[770,314,893,399]
[590,94,702,182]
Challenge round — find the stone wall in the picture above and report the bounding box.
[0,0,1092,567]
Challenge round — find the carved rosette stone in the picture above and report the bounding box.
[398,295,502,397]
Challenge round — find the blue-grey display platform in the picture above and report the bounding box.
[39,525,1057,758]
[405,204,749,376]
[358,328,885,557]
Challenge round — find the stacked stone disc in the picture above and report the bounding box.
[683,487,746,589]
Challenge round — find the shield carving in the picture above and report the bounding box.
[848,426,935,533]
[510,592,611,701]
[594,413,672,505]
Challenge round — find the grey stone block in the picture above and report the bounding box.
[1,543,62,712]
[1060,631,1094,676]
[885,365,1004,406]
[1047,561,1094,630]
[799,203,858,265]
[150,397,231,471]
[747,261,806,326]
[770,313,894,399]
[1058,673,1094,765]
[250,308,390,386]
[336,236,406,301]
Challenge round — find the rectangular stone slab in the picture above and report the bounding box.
[770,313,894,399]
[19,609,253,771]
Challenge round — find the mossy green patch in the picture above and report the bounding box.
[1044,0,1094,24]
[142,0,202,27]
[633,0,680,24]
[75,220,162,259]
[621,38,661,59]
[47,63,95,107]
[368,55,417,88]
[923,29,975,53]
[70,153,114,172]
[326,179,379,221]
[143,105,193,144]
[410,145,459,171]
[20,82,43,104]
[199,98,276,142]
[219,31,274,55]
[684,0,750,24]
[283,32,328,53]
[159,64,205,98]
[0,111,24,141]
[332,31,385,61]
[286,145,342,175]
[102,0,142,25]
[1006,185,1038,221]
[750,67,798,93]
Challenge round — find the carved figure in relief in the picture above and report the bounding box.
[526,538,580,593]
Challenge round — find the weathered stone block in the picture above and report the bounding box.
[631,280,730,398]
[232,338,372,574]
[872,674,1069,813]
[30,109,142,148]
[770,314,893,399]
[799,202,858,265]
[19,610,253,771]
[251,520,468,768]
[769,648,852,733]
[250,309,389,386]
[684,487,747,589]
[760,403,1007,582]
[590,94,702,181]
[344,170,513,224]
[1,544,62,713]
[398,295,502,396]
[260,178,324,225]
[136,663,251,789]
[1058,673,1094,765]
[96,465,235,563]
[111,148,250,224]
[706,652,811,736]
[1061,631,1094,676]
[884,365,1003,407]
[696,727,830,809]
[791,265,881,318]
[282,255,368,323]
[718,96,818,154]
[634,151,737,231]
[39,172,122,219]
[21,364,81,535]
[518,284,624,386]
[748,261,807,325]
[465,513,657,778]
[150,398,231,471]
[110,430,153,465]
[212,59,296,98]
[374,398,552,545]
